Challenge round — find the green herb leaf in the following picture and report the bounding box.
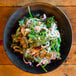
[50,16,54,23]
[16,27,20,34]
[41,29,46,32]
[19,19,24,26]
[46,16,55,28]
[28,6,33,18]
[11,44,17,47]
[47,24,51,28]
[41,65,47,72]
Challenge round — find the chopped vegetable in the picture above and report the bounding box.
[19,19,24,26]
[41,65,47,72]
[28,6,33,18]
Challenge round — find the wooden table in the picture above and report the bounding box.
[0,0,76,76]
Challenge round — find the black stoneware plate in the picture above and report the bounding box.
[3,2,73,74]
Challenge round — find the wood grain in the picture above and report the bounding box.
[0,44,76,65]
[0,65,76,76]
[0,0,31,6]
[0,0,76,6]
[0,7,76,44]
[63,44,76,65]
[0,1,76,75]
[0,45,13,64]
[0,7,19,41]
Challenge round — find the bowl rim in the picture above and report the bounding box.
[3,2,73,74]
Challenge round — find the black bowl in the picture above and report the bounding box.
[3,2,73,74]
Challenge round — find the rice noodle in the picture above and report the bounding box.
[41,14,47,20]
[36,59,49,67]
[41,41,50,48]
[23,57,32,65]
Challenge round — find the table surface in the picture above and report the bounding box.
[0,0,76,76]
